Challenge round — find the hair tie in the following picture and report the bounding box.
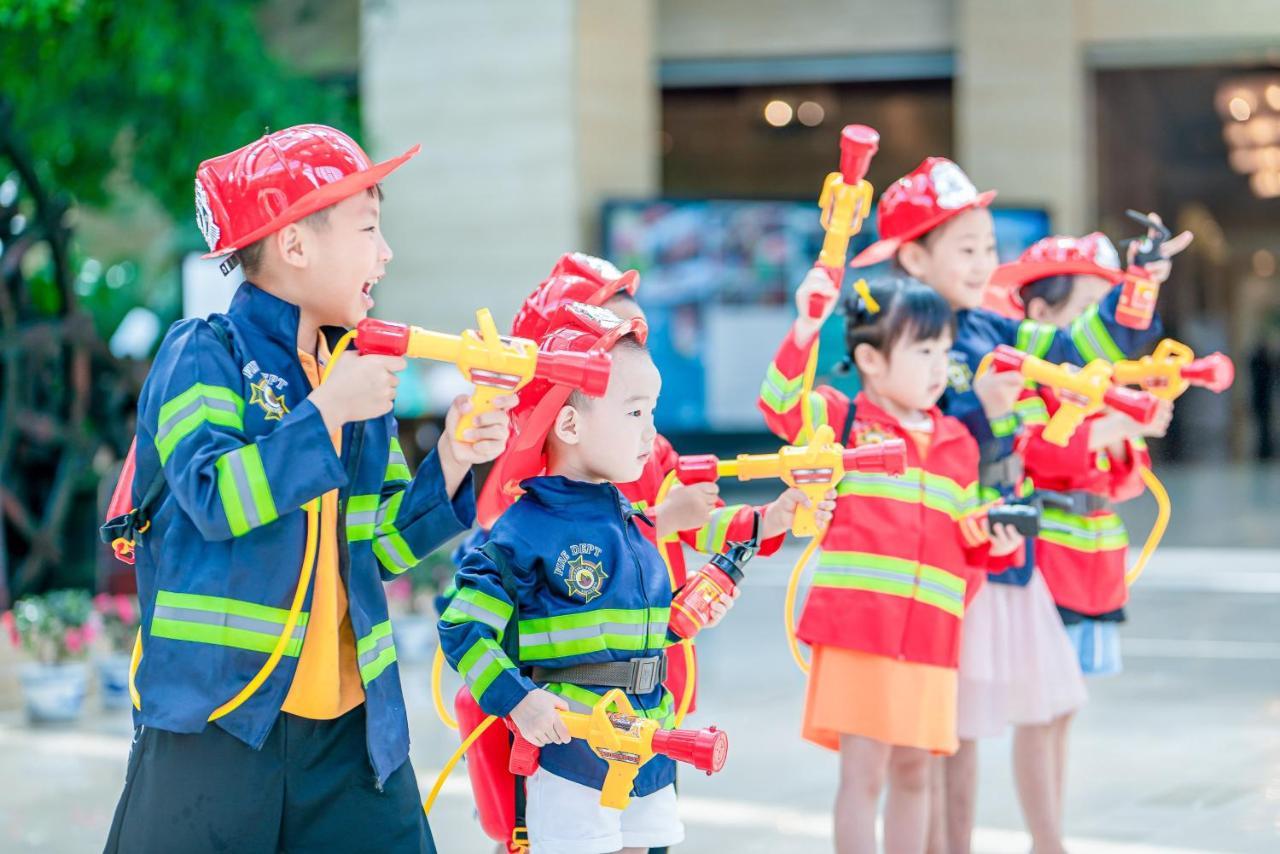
[853,278,880,315]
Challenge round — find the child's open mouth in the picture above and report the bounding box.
[361,277,380,309]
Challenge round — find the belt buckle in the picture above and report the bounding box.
[630,656,661,693]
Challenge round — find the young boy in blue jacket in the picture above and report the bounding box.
[440,304,766,854]
[104,124,514,854]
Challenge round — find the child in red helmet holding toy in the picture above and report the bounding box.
[794,156,1189,853]
[984,234,1172,851]
[104,125,514,854]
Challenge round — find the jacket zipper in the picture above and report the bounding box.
[618,495,656,718]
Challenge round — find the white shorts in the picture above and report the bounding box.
[525,768,684,854]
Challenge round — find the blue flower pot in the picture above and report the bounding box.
[20,662,88,724]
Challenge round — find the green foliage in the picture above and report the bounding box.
[0,0,357,223]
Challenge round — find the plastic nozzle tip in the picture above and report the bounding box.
[839,125,880,182]
[652,725,729,774]
[355,318,411,357]
[537,350,613,397]
[676,454,720,486]
[1184,353,1235,393]
[1105,387,1159,424]
[991,345,1026,373]
[844,439,908,476]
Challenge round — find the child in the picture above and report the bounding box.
[105,125,513,854]
[471,252,814,715]
[842,158,1188,854]
[442,303,804,854]
[987,235,1173,850]
[758,275,1024,854]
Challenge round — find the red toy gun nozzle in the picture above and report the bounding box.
[839,125,881,184]
[534,349,611,397]
[1103,386,1159,424]
[843,439,907,476]
[1182,353,1235,393]
[355,318,411,356]
[676,454,720,485]
[651,725,729,775]
[990,345,1027,374]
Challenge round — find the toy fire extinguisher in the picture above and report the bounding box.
[1116,209,1171,330]
[669,513,762,640]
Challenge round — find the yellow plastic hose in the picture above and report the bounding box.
[432,645,459,731]
[423,713,498,815]
[1125,465,1170,587]
[783,535,824,675]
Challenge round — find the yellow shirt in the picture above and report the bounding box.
[281,340,366,719]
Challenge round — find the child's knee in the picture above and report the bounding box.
[889,750,931,792]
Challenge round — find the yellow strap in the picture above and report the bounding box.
[423,713,498,815]
[1125,465,1170,587]
[673,639,697,728]
[432,645,459,731]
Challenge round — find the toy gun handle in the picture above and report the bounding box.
[1102,386,1159,424]
[508,726,542,777]
[844,439,908,476]
[1182,353,1235,393]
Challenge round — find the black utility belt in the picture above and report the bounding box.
[531,655,668,694]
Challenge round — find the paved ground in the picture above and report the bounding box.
[1,464,1277,852]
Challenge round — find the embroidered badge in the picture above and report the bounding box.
[556,543,608,603]
[853,423,892,446]
[250,378,290,421]
[930,160,979,210]
[947,351,973,394]
[194,178,220,251]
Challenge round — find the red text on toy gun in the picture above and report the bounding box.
[669,514,761,640]
[809,125,880,319]
[989,345,1159,446]
[1116,209,1172,330]
[674,426,907,537]
[508,689,728,809]
[1111,338,1234,401]
[355,308,611,440]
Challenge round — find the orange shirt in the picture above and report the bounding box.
[281,340,365,719]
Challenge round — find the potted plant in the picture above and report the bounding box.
[388,541,459,665]
[92,594,140,711]
[3,590,98,724]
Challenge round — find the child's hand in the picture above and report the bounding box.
[704,587,741,629]
[794,266,839,345]
[987,521,1025,557]
[311,352,407,432]
[1127,211,1193,285]
[761,488,838,539]
[509,689,571,747]
[1114,398,1173,439]
[439,393,517,466]
[655,481,719,539]
[973,370,1023,420]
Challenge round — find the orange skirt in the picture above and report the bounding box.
[802,644,958,755]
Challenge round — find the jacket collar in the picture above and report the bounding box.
[227,282,303,350]
[520,475,635,518]
[852,391,968,448]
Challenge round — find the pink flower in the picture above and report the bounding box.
[115,595,136,626]
[1,611,18,648]
[93,593,111,614]
[65,626,84,655]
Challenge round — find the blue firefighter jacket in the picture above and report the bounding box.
[439,476,679,796]
[131,282,474,786]
[942,286,1161,585]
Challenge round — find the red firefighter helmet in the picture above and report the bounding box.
[477,302,648,528]
[510,253,640,342]
[195,124,420,258]
[850,157,997,269]
[983,232,1124,319]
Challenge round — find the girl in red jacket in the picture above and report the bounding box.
[759,275,1023,854]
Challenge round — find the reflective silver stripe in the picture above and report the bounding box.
[357,632,395,670]
[155,394,240,447]
[151,605,305,640]
[222,450,261,530]
[916,578,963,602]
[462,648,501,686]
[816,564,915,585]
[442,599,508,632]
[346,509,378,530]
[519,622,649,649]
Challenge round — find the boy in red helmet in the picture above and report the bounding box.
[105,124,514,853]
[464,252,824,716]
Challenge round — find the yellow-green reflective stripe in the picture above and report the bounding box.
[1016,320,1056,359]
[1040,509,1129,552]
[357,621,397,683]
[796,393,830,443]
[385,438,411,483]
[1070,304,1125,363]
[155,383,245,464]
[695,506,737,553]
[460,637,516,699]
[542,682,676,728]
[345,494,380,541]
[519,607,670,660]
[1015,396,1050,425]
[990,413,1019,438]
[440,588,513,637]
[150,590,307,656]
[214,444,278,537]
[760,364,804,413]
[371,491,421,573]
[815,552,965,616]
[838,470,977,519]
[631,499,649,514]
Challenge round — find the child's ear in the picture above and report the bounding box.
[897,241,930,279]
[277,223,309,270]
[852,342,885,378]
[552,404,581,446]
[1026,296,1052,325]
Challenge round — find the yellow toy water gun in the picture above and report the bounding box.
[986,345,1160,447]
[1112,338,1235,401]
[333,309,612,440]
